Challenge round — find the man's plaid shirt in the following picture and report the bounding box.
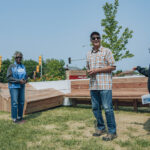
[86,46,115,90]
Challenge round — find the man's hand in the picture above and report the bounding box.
[87,69,97,75]
[132,67,137,71]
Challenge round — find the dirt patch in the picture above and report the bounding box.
[66,121,86,130]
[64,121,92,139]
[61,134,74,140]
[115,112,150,140]
[66,111,150,150]
[98,112,150,150]
[27,141,42,148]
[40,124,57,130]
[27,135,52,148]
[64,112,150,141]
[0,114,10,120]
[82,127,93,138]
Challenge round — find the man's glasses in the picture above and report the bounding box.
[16,57,22,59]
[91,37,100,40]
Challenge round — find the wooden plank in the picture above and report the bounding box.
[0,88,11,112]
[71,77,147,85]
[67,96,90,99]
[112,77,147,83]
[71,80,89,85]
[71,84,89,89]
[66,70,87,76]
[113,88,148,92]
[23,99,27,116]
[25,96,63,114]
[67,91,147,98]
[113,82,147,88]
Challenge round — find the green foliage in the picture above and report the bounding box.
[101,0,134,61]
[0,59,11,83]
[82,66,87,70]
[44,59,66,80]
[0,57,66,82]
[23,59,38,79]
[112,69,122,76]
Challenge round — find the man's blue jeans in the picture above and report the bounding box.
[9,87,25,120]
[90,90,116,134]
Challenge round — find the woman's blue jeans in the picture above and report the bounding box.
[9,87,25,120]
[90,90,116,134]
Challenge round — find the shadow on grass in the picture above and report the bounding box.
[129,118,150,135]
[71,104,150,113]
[143,118,150,134]
[71,104,92,109]
[25,111,42,120]
[113,106,150,113]
[25,105,63,120]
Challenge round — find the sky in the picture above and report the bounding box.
[0,0,150,71]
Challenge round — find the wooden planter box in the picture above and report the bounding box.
[0,84,64,114]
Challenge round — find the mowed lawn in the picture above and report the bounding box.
[0,106,150,150]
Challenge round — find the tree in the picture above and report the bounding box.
[23,59,38,79]
[0,59,11,83]
[101,0,134,61]
[44,59,65,80]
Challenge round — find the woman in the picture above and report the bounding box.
[7,52,27,123]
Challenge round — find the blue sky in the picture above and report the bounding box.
[0,0,150,71]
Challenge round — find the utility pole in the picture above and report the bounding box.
[41,56,42,78]
[39,55,42,78]
[0,56,2,72]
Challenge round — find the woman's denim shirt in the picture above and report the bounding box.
[7,62,27,88]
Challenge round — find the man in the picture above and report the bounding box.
[86,31,117,141]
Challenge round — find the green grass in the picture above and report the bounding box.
[116,137,150,150]
[0,106,150,150]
